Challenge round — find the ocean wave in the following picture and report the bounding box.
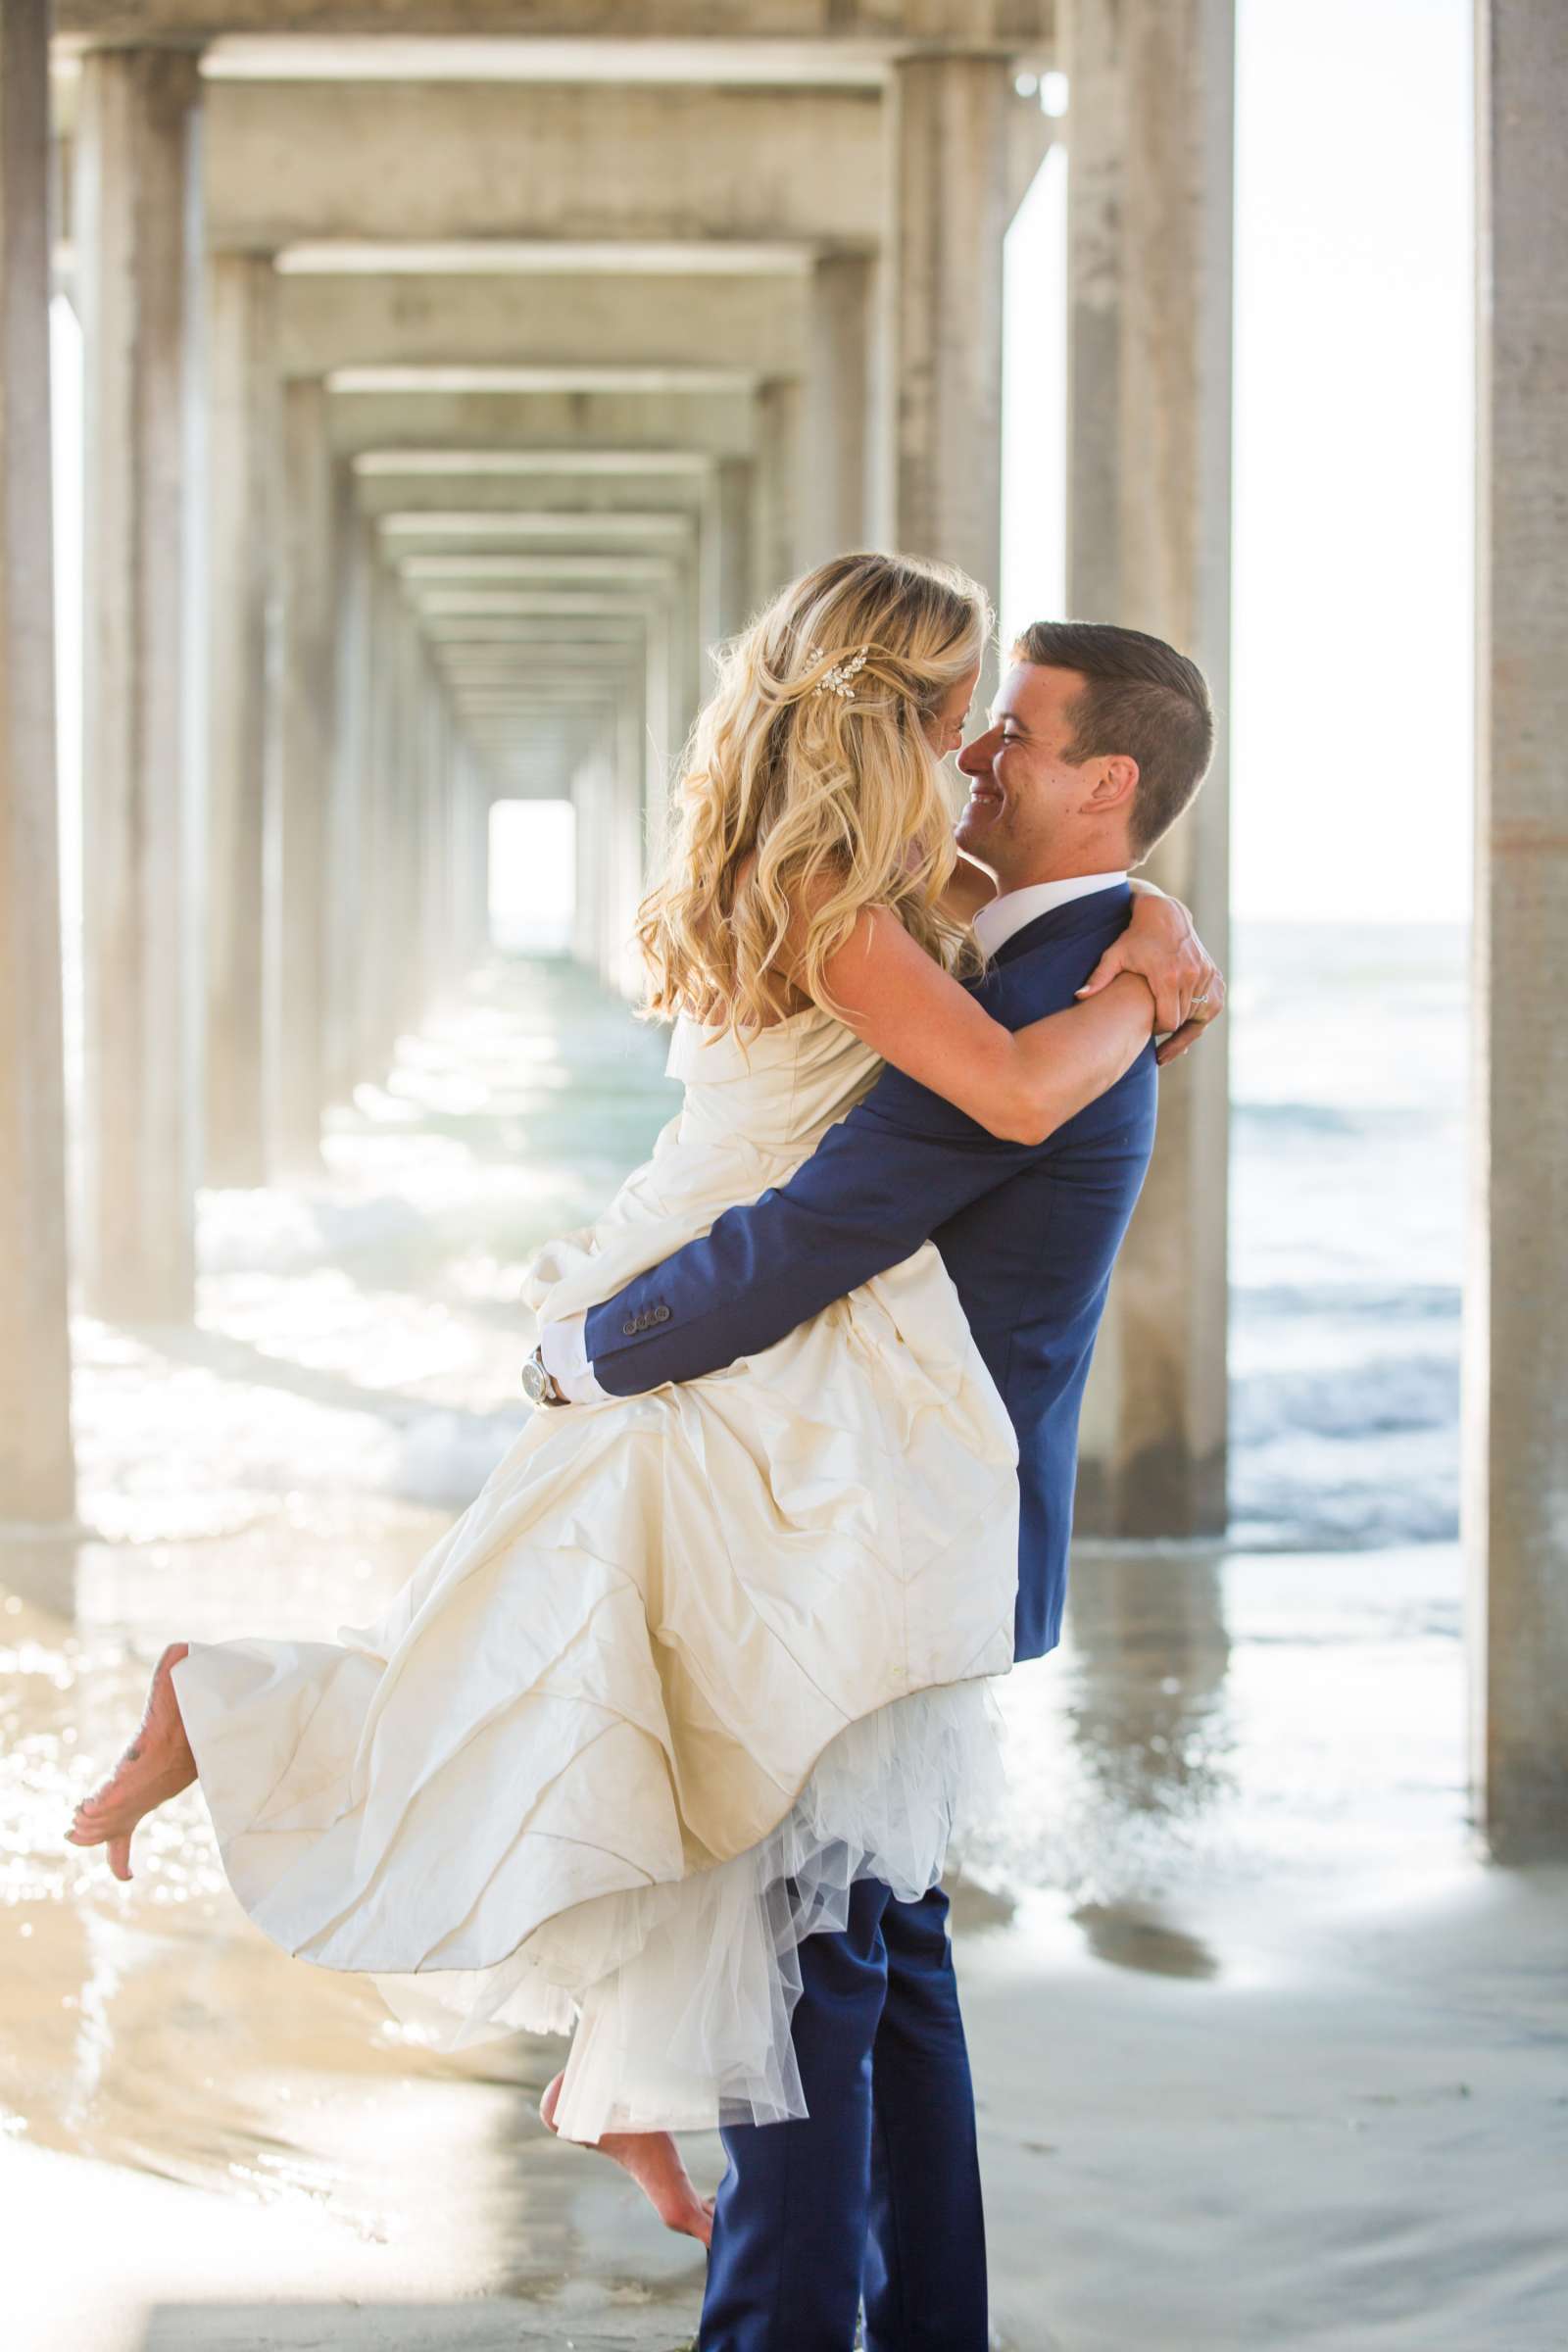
[1235,1101,1369,1137]
[1229,1476,1459,1552]
[1234,1281,1459,1325]
[1233,1355,1455,1444]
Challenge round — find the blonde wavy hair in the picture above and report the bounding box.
[637,551,993,1036]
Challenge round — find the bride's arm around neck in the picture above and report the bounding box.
[791,899,1153,1151]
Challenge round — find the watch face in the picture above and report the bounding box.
[520,1353,550,1406]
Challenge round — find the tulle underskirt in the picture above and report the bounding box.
[368,1674,1006,2139]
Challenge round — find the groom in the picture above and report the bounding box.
[537,620,1222,2349]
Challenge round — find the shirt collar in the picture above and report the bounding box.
[971,871,1129,958]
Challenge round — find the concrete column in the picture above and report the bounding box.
[610,701,641,999]
[462,746,488,967]
[324,480,368,1102]
[890,56,1009,637]
[382,599,413,1045]
[390,602,424,1038]
[451,734,475,978]
[421,662,453,1007]
[0,0,73,1521]
[571,722,607,975]
[697,462,754,680]
[1063,0,1234,1538]
[205,251,281,1184]
[1470,0,1568,1857]
[274,375,335,1169]
[755,380,802,605]
[573,687,647,996]
[358,556,401,1076]
[800,254,875,570]
[642,599,675,859]
[420,671,447,1002]
[403,653,425,1010]
[75,49,202,1318]
[715,458,756,639]
[676,545,705,758]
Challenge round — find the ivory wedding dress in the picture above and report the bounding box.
[172,1005,1018,2138]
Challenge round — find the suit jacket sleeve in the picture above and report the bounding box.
[584,973,1045,1396]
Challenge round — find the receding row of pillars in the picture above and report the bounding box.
[61,46,494,1344]
[0,21,1046,1533]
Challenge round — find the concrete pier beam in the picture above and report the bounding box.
[890,56,1010,639]
[205,249,281,1184]
[324,384,756,464]
[352,459,711,524]
[74,46,202,1318]
[274,375,334,1169]
[1470,0,1568,1856]
[204,79,885,251]
[0,0,73,1522]
[377,509,699,561]
[1063,0,1234,1539]
[276,266,811,382]
[54,1,1055,33]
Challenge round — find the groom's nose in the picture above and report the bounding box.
[958,724,1002,778]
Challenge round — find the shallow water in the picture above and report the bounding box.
[1,949,1494,2351]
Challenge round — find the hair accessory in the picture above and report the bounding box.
[808,646,869,702]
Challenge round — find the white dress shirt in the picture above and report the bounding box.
[970,870,1128,958]
[539,869,1131,1404]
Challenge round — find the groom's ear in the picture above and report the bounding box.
[1084,756,1139,813]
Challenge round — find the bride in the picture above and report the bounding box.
[68,551,1181,2245]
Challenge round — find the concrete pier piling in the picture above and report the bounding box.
[0,0,73,1523]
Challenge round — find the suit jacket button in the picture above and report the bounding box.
[654,1304,671,1324]
[622,1318,637,1337]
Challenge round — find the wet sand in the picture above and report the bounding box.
[4,959,1562,2351]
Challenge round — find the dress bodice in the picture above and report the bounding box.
[663,1008,882,1160]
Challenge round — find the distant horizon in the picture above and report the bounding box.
[1230,911,1468,935]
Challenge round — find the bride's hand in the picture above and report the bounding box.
[1075,885,1224,1063]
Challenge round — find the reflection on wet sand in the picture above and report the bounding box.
[3,960,1560,2352]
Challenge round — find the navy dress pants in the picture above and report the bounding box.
[698,1879,988,2352]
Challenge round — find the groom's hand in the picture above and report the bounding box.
[1075,888,1225,1063]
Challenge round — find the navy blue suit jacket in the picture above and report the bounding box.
[584,886,1158,1662]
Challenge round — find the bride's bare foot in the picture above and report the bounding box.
[66,1642,196,1884]
[541,2070,715,2249]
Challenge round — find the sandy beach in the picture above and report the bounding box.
[4,958,1562,2352]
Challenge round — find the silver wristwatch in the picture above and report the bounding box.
[521,1344,568,1409]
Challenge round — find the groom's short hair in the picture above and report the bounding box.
[1012,620,1214,863]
